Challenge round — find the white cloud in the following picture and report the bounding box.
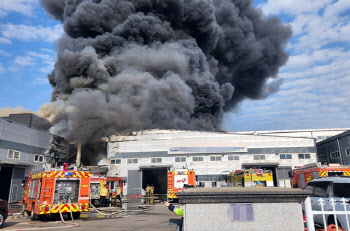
[41,48,55,53]
[32,77,49,86]
[11,50,56,74]
[0,37,12,44]
[225,0,350,131]
[0,63,5,74]
[0,24,63,43]
[0,0,38,17]
[28,51,55,73]
[0,49,11,56]
[259,0,332,16]
[14,55,35,66]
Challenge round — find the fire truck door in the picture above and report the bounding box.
[29,180,37,200]
[36,180,42,202]
[299,173,306,188]
[312,171,319,179]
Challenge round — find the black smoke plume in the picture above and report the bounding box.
[40,0,292,144]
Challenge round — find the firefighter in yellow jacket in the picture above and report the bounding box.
[116,185,122,206]
[100,183,109,207]
[145,184,151,196]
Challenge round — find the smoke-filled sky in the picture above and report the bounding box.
[0,0,349,140]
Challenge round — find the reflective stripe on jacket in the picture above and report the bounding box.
[100,187,108,196]
[168,204,184,216]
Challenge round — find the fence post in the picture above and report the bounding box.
[341,197,350,231]
[305,197,315,231]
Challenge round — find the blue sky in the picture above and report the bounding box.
[0,0,349,131]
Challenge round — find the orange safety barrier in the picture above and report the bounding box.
[308,224,346,231]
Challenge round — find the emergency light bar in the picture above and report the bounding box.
[64,172,74,177]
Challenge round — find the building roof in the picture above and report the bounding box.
[317,130,350,145]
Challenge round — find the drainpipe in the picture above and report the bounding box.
[76,143,82,167]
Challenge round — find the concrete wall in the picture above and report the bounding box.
[184,203,303,231]
[178,187,310,231]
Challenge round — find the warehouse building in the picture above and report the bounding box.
[106,129,328,196]
[316,130,350,165]
[0,115,68,202]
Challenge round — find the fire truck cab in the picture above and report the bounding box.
[290,163,350,188]
[90,175,124,206]
[167,169,195,201]
[228,169,274,187]
[22,169,91,220]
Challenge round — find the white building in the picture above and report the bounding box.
[105,129,350,196]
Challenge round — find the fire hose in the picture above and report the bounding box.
[6,198,78,231]
[88,195,122,216]
[57,196,78,225]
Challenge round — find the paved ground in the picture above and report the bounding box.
[2,204,179,231]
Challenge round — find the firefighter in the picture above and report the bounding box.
[116,184,122,206]
[100,183,109,207]
[150,184,154,196]
[164,201,183,216]
[145,184,151,196]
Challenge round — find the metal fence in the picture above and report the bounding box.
[305,197,350,231]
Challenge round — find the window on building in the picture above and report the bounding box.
[298,154,311,159]
[175,157,186,162]
[192,156,204,162]
[210,156,222,161]
[280,154,292,159]
[34,154,44,163]
[346,148,350,156]
[127,158,139,164]
[253,155,265,160]
[8,149,20,159]
[317,136,331,141]
[151,158,162,163]
[319,154,326,162]
[228,155,239,161]
[330,151,340,159]
[111,159,121,165]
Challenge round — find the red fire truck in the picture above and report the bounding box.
[290,163,350,188]
[90,175,124,206]
[167,170,195,201]
[21,169,91,220]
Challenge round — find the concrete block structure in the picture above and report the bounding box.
[177,187,311,231]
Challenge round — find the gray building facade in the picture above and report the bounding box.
[0,117,68,203]
[316,130,350,165]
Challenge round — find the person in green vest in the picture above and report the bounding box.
[100,183,109,207]
[164,201,184,216]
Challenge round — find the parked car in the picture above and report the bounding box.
[0,199,9,228]
[303,177,350,230]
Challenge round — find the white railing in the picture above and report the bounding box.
[305,197,350,231]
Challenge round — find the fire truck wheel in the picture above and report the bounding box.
[21,203,26,216]
[73,212,80,219]
[0,211,5,228]
[108,195,112,207]
[30,205,38,221]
